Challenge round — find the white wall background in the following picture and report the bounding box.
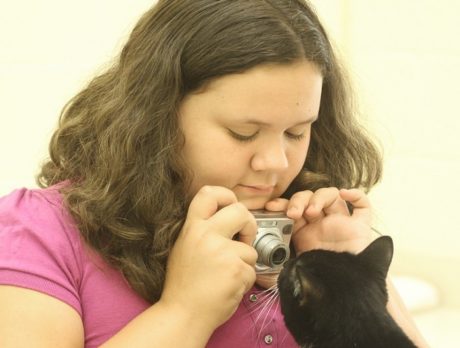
[0,0,154,191]
[315,2,460,345]
[1,1,459,345]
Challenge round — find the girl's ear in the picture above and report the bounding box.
[358,236,394,278]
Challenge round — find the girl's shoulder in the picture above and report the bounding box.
[0,184,84,311]
[0,183,73,230]
[0,184,84,263]
[0,185,150,346]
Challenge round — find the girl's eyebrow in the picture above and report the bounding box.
[240,115,318,126]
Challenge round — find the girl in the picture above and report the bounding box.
[0,1,428,347]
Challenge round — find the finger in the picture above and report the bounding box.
[187,186,238,221]
[230,241,258,266]
[306,187,350,217]
[292,217,307,236]
[264,198,289,212]
[241,263,257,293]
[286,190,314,219]
[339,188,372,220]
[304,209,325,224]
[207,202,257,244]
[339,188,371,209]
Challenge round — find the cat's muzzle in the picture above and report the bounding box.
[251,210,294,274]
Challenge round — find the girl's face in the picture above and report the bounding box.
[179,60,323,210]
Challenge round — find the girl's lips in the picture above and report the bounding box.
[239,184,275,194]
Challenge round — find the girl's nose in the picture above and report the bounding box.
[250,140,288,172]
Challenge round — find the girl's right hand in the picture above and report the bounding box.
[159,186,258,332]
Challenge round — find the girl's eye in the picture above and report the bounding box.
[228,129,259,142]
[228,128,307,142]
[285,131,306,141]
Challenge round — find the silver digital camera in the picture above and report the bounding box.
[251,210,294,274]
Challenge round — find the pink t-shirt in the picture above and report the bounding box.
[0,186,298,347]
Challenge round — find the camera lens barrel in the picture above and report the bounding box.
[254,233,290,267]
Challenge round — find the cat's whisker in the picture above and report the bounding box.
[246,286,278,315]
[253,288,280,337]
[251,289,276,319]
[240,281,284,338]
[257,292,279,338]
[251,292,275,319]
[279,329,291,347]
[263,283,279,293]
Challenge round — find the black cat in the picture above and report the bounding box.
[278,236,418,348]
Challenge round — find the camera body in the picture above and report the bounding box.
[251,210,294,274]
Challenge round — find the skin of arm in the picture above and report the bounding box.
[386,278,431,347]
[0,286,84,348]
[0,285,214,348]
[100,300,215,348]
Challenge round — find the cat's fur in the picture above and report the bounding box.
[278,236,417,348]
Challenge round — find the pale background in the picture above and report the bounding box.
[0,1,459,346]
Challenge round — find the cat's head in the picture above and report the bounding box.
[277,236,394,343]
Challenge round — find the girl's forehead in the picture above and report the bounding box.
[188,60,319,92]
[184,61,322,104]
[202,61,322,91]
[179,61,322,130]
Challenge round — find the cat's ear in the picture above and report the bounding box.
[358,236,393,277]
[294,273,321,306]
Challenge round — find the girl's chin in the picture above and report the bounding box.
[256,272,280,289]
[237,197,272,211]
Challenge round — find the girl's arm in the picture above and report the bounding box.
[101,299,215,348]
[0,285,214,348]
[386,278,431,348]
[0,285,85,348]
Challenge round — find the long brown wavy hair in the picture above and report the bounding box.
[37,0,382,303]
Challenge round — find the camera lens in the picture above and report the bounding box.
[271,247,287,266]
[254,233,290,268]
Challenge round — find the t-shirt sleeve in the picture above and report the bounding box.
[0,188,83,316]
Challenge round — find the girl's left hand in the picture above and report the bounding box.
[265,187,374,255]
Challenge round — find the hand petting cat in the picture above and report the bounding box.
[265,187,374,255]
